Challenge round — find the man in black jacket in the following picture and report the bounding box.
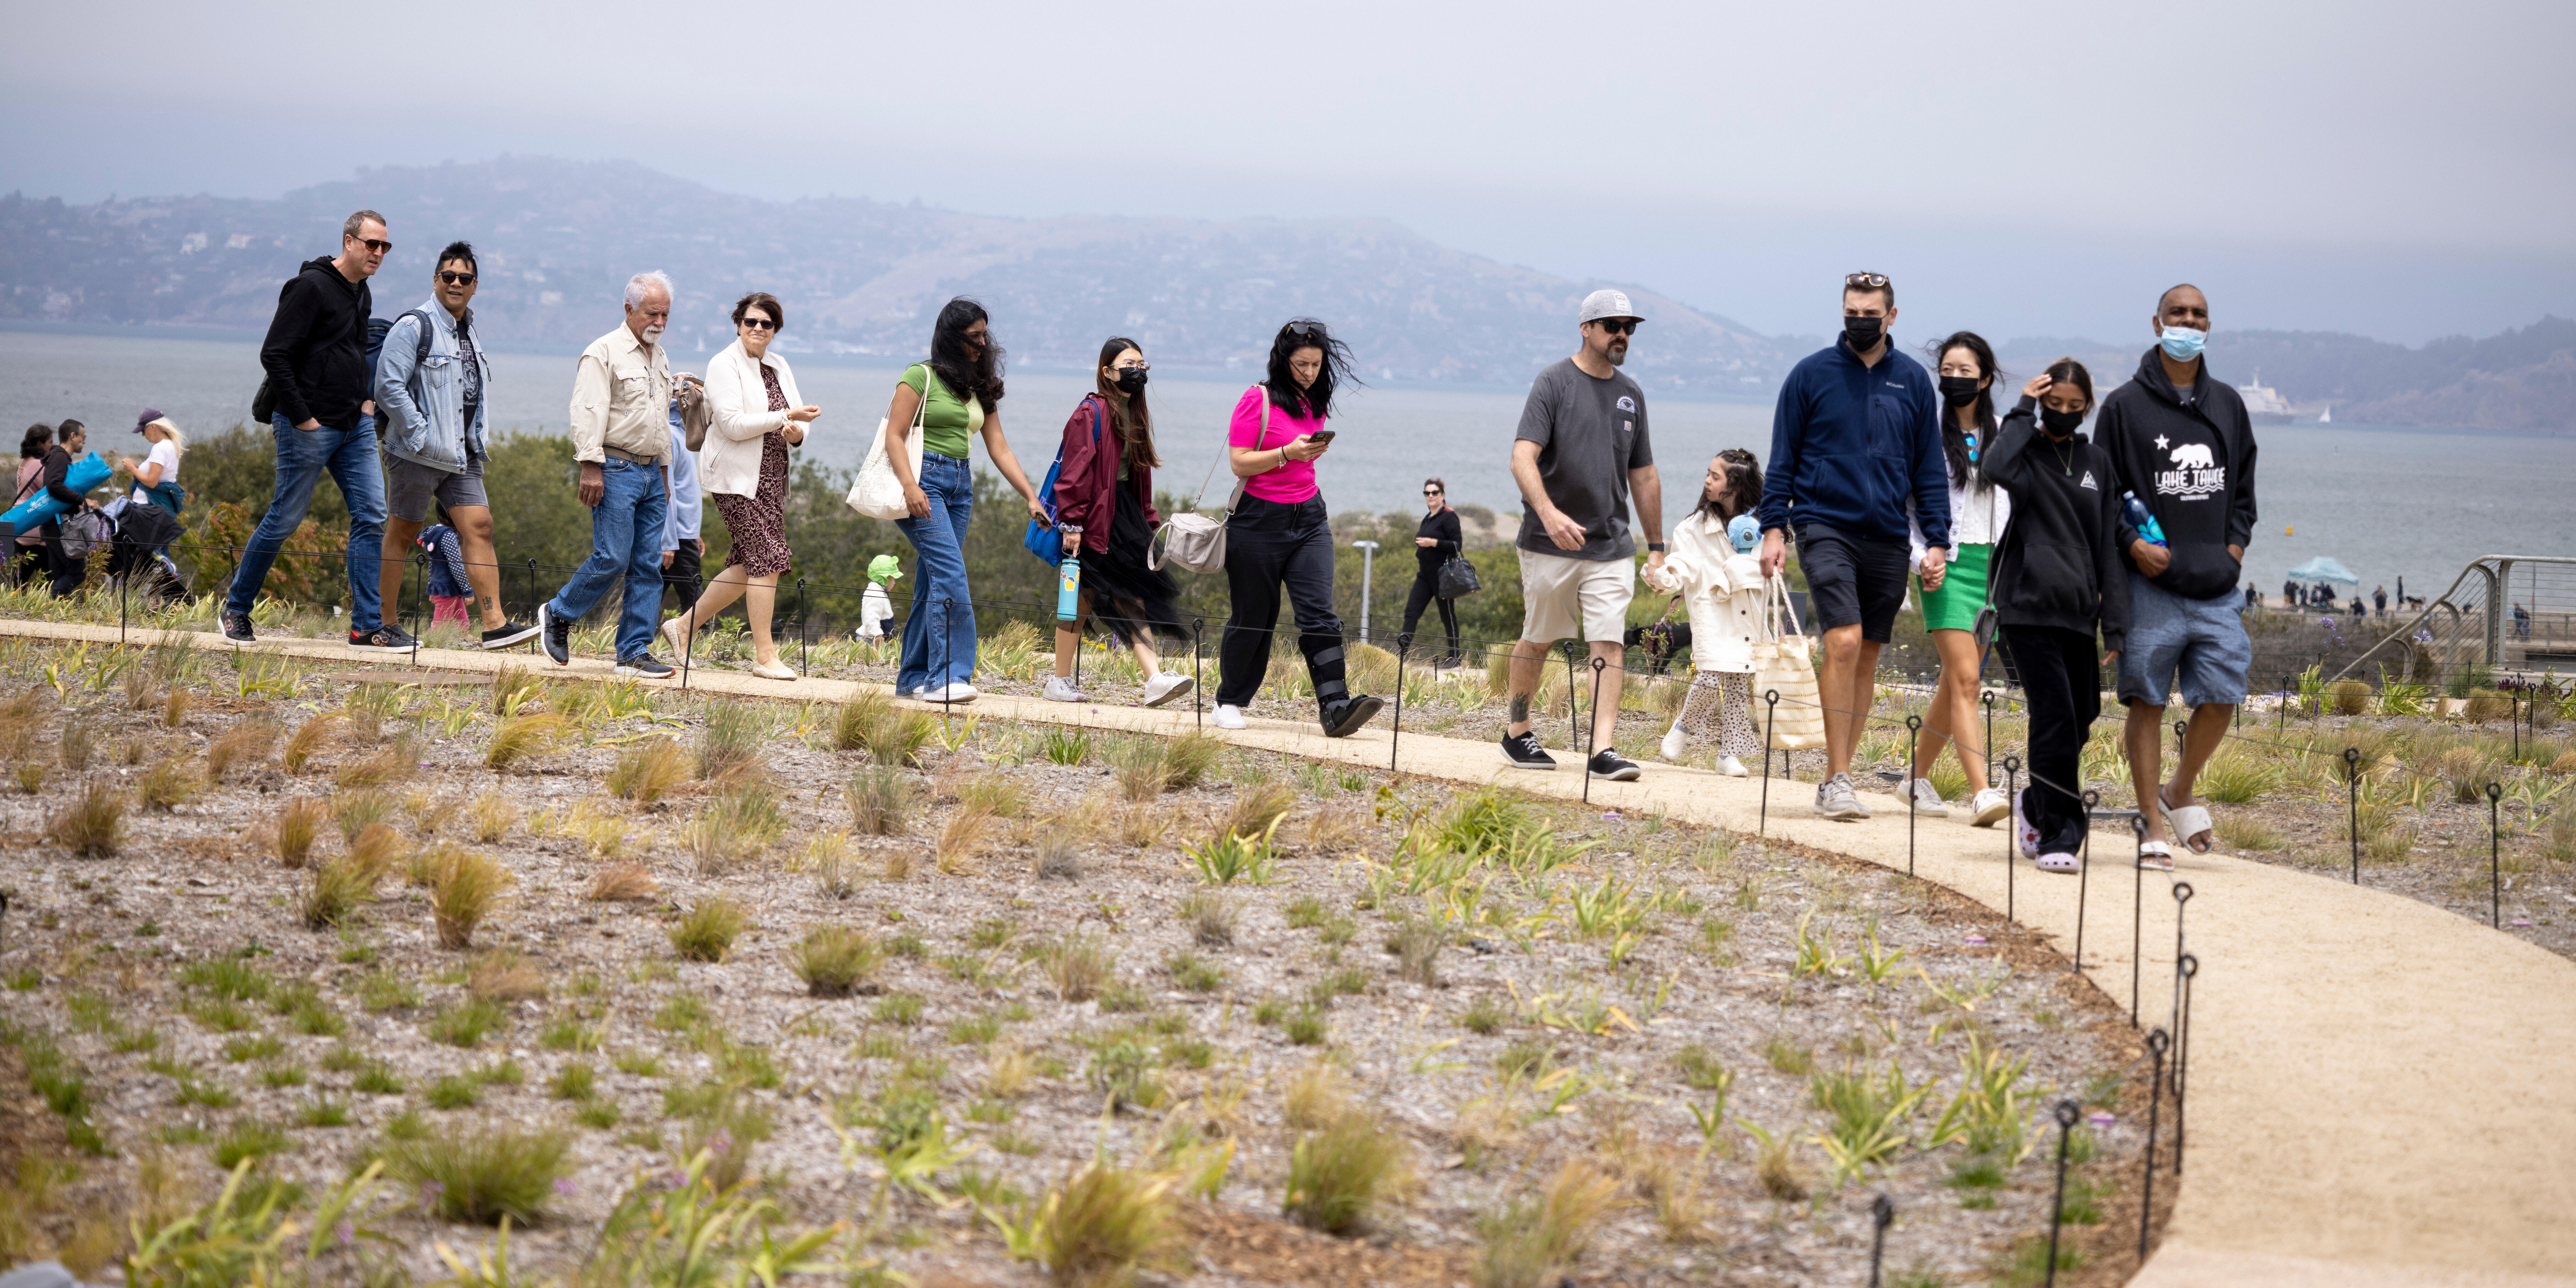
[223,209,408,652]
[2098,284,2257,866]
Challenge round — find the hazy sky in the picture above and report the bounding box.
[7,0,2571,345]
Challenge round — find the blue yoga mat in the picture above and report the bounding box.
[2,452,111,534]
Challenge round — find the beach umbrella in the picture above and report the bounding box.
[2287,556,2360,586]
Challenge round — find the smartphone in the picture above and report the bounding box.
[1307,430,1337,444]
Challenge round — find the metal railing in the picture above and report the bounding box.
[2331,555,2576,688]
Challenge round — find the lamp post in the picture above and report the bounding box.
[1351,540,1380,643]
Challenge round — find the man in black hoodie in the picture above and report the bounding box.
[223,209,407,653]
[2097,284,2258,865]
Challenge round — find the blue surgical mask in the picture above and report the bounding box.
[2160,326,2207,362]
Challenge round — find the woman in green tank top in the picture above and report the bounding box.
[881,297,1049,702]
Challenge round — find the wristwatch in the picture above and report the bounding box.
[1646,542,1666,553]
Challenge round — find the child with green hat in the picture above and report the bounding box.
[858,554,902,641]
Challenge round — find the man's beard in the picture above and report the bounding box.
[1606,340,1627,367]
[642,324,666,344]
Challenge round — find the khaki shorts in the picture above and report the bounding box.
[1518,547,1636,644]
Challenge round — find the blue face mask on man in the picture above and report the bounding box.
[2160,326,2207,362]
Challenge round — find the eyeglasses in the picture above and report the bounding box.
[353,237,392,254]
[1845,272,1890,289]
[1593,318,1637,335]
[740,317,777,331]
[438,271,476,286]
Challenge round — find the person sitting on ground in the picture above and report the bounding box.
[1645,448,1765,777]
[1043,337,1194,708]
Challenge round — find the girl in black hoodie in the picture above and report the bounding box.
[1983,360,2129,872]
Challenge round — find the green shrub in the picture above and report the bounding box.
[383,1123,572,1225]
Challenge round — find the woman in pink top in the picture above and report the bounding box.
[1213,319,1385,738]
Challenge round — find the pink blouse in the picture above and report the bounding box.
[1228,385,1324,505]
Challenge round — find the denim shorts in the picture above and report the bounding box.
[2118,573,2251,707]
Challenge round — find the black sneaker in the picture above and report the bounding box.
[1587,749,1643,782]
[613,654,675,680]
[349,624,418,653]
[537,602,570,666]
[1500,730,1556,770]
[1320,694,1385,739]
[220,611,255,644]
[480,620,540,650]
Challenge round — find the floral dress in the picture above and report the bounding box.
[714,364,794,577]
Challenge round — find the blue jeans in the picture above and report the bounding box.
[547,457,667,662]
[896,452,976,691]
[225,413,389,629]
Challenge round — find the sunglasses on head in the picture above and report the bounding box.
[438,270,475,286]
[740,316,777,331]
[1593,318,1636,335]
[1845,271,1889,289]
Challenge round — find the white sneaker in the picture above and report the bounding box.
[1969,786,2010,828]
[1906,778,1950,816]
[1140,672,1195,708]
[924,682,979,704]
[1658,723,1687,762]
[1213,704,1247,730]
[1717,755,1748,778]
[1815,773,1869,821]
[1043,676,1086,703]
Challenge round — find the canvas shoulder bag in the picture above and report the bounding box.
[1149,383,1271,575]
[847,366,933,521]
[1752,573,1827,750]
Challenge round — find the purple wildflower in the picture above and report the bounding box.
[554,1177,578,1196]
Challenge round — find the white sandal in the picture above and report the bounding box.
[2136,841,2174,872]
[2161,785,2217,855]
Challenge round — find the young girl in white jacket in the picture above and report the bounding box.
[1644,449,1767,776]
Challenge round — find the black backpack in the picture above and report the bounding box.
[252,308,432,426]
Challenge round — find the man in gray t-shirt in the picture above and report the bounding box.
[1500,288,1667,781]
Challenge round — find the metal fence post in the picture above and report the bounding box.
[2344,747,2363,884]
[2174,953,2197,1175]
[2169,882,2194,1041]
[2487,781,2504,927]
[1761,689,1779,837]
[1905,713,1922,878]
[2130,814,2147,1027]
[2075,789,2099,977]
[797,575,808,675]
[2002,754,2022,923]
[1868,1193,1894,1288]
[1390,636,1408,774]
[2045,1100,2081,1286]
[2139,1028,2170,1263]
[1582,656,1606,803]
[1192,618,1204,732]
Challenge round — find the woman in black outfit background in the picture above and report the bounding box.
[1398,476,1464,668]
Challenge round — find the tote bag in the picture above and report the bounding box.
[846,370,932,521]
[1149,384,1272,576]
[1752,574,1826,751]
[1023,401,1104,567]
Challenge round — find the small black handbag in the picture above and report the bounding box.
[1436,554,1481,599]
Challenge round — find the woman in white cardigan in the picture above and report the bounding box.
[661,292,819,680]
[1643,449,1767,775]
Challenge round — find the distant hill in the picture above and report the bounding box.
[0,156,1789,394]
[1997,319,2576,432]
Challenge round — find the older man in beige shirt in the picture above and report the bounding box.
[536,271,681,677]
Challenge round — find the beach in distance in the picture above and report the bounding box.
[4,326,2569,605]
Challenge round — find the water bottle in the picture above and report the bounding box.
[1056,526,1083,622]
[2122,493,2167,547]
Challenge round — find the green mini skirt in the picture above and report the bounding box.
[1917,542,1991,633]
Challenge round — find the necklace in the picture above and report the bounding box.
[2046,436,2076,476]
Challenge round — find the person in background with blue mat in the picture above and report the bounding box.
[1041,337,1191,708]
[32,420,99,596]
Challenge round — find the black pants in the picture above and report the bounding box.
[2001,623,2100,856]
[43,532,83,597]
[1399,574,1460,663]
[1218,496,1349,709]
[663,538,703,613]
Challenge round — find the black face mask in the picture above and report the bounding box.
[1843,314,1885,352]
[1114,368,1148,393]
[1939,375,1982,408]
[2040,406,2086,437]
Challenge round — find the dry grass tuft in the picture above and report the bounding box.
[485,712,570,771]
[1304,803,1365,854]
[845,764,915,836]
[1176,890,1236,947]
[347,823,409,886]
[335,744,409,790]
[1473,1161,1624,1287]
[274,796,328,868]
[488,664,545,714]
[586,863,658,902]
[206,720,277,780]
[333,789,395,842]
[1283,1101,1411,1236]
[47,779,124,857]
[1029,930,1116,1003]
[429,846,513,949]
[1024,1162,1180,1287]
[694,698,768,779]
[162,686,192,728]
[1220,780,1295,842]
[790,924,885,997]
[469,949,548,1002]
[299,854,380,930]
[281,714,338,773]
[939,805,995,874]
[467,789,516,843]
[1283,1061,1350,1132]
[1156,732,1224,790]
[135,757,199,812]
[1119,804,1172,850]
[608,735,688,803]
[669,897,747,962]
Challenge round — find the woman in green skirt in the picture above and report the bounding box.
[1905,331,2013,825]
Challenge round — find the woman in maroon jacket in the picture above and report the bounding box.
[1044,337,1194,707]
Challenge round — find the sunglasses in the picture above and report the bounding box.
[353,237,392,254]
[1288,321,1325,340]
[1424,488,1443,496]
[1845,271,1890,289]
[1593,318,1636,335]
[438,271,476,286]
[740,316,777,331]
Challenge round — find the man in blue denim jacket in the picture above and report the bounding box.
[225,209,402,649]
[536,271,676,678]
[372,240,538,650]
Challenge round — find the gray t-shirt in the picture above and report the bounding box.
[1513,358,1653,561]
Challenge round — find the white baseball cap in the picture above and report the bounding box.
[1579,288,1641,325]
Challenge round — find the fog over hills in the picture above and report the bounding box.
[3,155,2569,427]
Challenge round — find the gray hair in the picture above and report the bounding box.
[624,271,675,311]
[342,209,386,242]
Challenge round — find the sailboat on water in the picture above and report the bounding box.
[2318,405,2333,424]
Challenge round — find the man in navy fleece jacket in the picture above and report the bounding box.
[1757,272,1951,821]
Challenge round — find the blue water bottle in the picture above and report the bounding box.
[2122,493,2167,547]
[1056,525,1083,622]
